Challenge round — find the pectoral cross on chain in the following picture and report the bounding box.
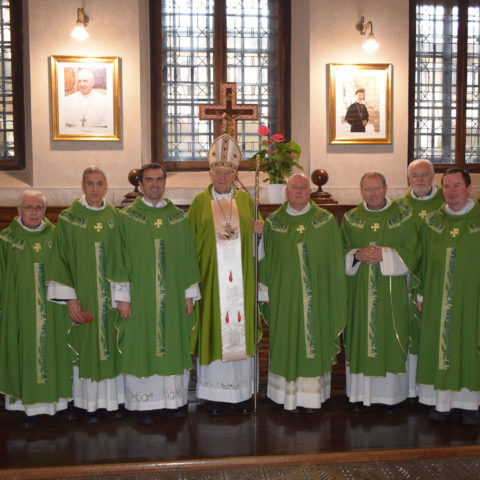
[371,223,380,232]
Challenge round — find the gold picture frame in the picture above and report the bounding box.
[50,55,120,141]
[328,63,392,145]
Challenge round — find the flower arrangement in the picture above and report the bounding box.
[249,126,303,184]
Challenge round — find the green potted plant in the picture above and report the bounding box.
[249,125,303,202]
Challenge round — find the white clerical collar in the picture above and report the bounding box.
[16,217,46,232]
[363,197,392,212]
[445,198,474,216]
[287,202,311,216]
[142,198,167,208]
[80,195,106,210]
[211,186,234,199]
[410,185,438,200]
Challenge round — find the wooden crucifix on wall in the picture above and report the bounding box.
[199,82,259,140]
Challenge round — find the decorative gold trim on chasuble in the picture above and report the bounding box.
[34,262,48,384]
[94,242,110,361]
[367,249,379,358]
[154,238,166,357]
[439,247,456,370]
[211,199,247,362]
[297,242,316,359]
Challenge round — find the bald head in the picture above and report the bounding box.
[286,173,311,211]
[408,159,435,197]
[17,190,47,229]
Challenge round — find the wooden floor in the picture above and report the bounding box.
[1,394,480,479]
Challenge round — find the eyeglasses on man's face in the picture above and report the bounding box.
[21,205,45,213]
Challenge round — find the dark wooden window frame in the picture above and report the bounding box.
[149,0,291,171]
[408,0,480,172]
[0,0,25,170]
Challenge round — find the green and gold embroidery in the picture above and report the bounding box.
[0,230,24,250]
[155,238,166,357]
[426,213,445,234]
[438,247,456,370]
[60,212,87,229]
[267,213,288,233]
[168,211,186,225]
[121,207,147,224]
[312,211,331,229]
[298,242,315,358]
[387,205,412,229]
[34,263,48,384]
[345,211,366,229]
[469,222,480,234]
[95,242,110,361]
[367,243,379,357]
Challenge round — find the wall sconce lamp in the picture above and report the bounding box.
[71,8,89,41]
[356,16,379,53]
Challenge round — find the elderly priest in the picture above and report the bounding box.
[259,173,347,412]
[0,190,72,428]
[187,134,263,416]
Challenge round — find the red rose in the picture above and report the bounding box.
[258,125,270,136]
[271,134,285,143]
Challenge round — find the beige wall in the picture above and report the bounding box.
[292,0,411,204]
[0,0,149,205]
[0,0,475,206]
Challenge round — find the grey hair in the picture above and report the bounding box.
[18,190,47,208]
[82,166,107,183]
[360,172,386,187]
[407,159,434,177]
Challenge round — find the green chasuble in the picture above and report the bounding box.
[107,197,201,377]
[260,201,347,382]
[397,187,444,354]
[0,219,72,404]
[48,199,120,382]
[416,203,480,392]
[340,201,420,377]
[397,187,444,231]
[187,186,259,365]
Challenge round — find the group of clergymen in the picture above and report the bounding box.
[1,133,479,429]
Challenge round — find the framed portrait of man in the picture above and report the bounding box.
[50,55,120,141]
[328,63,392,145]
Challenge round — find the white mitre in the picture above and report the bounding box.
[208,134,242,170]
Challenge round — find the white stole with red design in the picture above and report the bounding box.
[211,197,247,361]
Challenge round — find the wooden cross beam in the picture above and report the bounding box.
[199,82,259,140]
